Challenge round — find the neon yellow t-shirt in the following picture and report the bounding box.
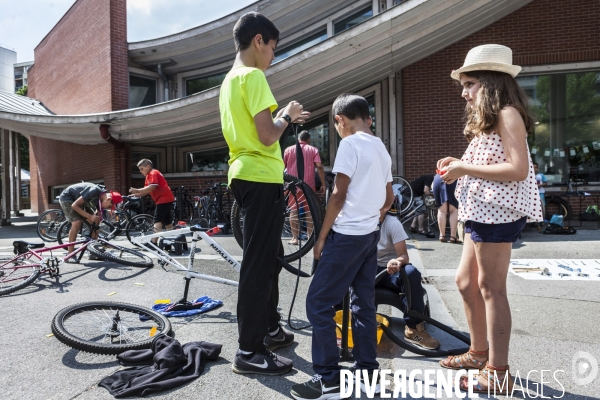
[219,66,283,185]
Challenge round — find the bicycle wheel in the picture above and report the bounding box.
[392,176,414,217]
[37,209,66,242]
[102,210,129,237]
[125,214,155,246]
[207,204,219,228]
[546,195,571,221]
[51,301,171,355]
[231,174,324,263]
[56,220,93,245]
[0,255,41,296]
[87,241,153,268]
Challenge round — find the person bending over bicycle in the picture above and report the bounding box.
[58,182,123,255]
[129,159,175,246]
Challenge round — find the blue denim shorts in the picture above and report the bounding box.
[464,217,527,243]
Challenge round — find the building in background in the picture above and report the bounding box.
[0,0,598,216]
[14,61,34,92]
[0,45,17,93]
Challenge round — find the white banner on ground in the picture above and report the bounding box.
[509,259,600,281]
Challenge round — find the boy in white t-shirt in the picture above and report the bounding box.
[291,94,394,400]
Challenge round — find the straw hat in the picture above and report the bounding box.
[451,44,521,80]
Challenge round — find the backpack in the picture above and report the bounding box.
[159,234,189,255]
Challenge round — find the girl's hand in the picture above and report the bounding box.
[441,160,466,184]
[437,157,459,170]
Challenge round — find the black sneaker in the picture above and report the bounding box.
[290,374,342,400]
[264,325,295,351]
[232,348,293,375]
[346,367,381,395]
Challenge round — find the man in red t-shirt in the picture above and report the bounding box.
[283,131,325,245]
[129,159,175,244]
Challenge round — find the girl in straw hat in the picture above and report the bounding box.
[437,44,543,394]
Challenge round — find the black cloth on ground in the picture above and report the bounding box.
[98,334,222,398]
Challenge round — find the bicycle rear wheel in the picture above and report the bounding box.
[37,209,66,242]
[230,174,324,263]
[0,255,41,296]
[87,241,153,268]
[392,176,414,217]
[125,214,155,246]
[56,220,93,245]
[51,301,171,354]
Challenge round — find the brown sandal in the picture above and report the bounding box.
[459,363,514,395]
[439,236,447,242]
[439,348,488,370]
[448,236,462,244]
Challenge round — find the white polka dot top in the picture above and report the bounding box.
[455,131,544,224]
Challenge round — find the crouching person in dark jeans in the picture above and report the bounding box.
[376,212,440,350]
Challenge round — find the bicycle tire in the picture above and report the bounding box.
[56,220,93,245]
[125,214,155,246]
[207,204,219,228]
[102,210,129,236]
[87,241,153,268]
[231,174,324,263]
[0,255,41,296]
[546,195,572,221]
[392,176,414,216]
[51,301,171,355]
[37,209,66,242]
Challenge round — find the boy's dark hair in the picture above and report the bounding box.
[533,162,538,166]
[299,130,310,141]
[331,93,371,124]
[233,12,279,52]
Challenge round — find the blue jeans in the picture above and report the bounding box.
[376,264,424,328]
[306,229,380,383]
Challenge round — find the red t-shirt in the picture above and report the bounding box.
[145,169,175,205]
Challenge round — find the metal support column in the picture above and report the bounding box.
[1,129,12,225]
[10,131,23,216]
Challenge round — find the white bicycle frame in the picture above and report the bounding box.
[131,227,241,287]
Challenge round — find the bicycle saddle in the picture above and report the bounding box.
[13,240,45,255]
[189,225,211,232]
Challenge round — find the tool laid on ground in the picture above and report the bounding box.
[559,273,570,278]
[557,264,581,273]
[512,267,541,273]
[540,268,552,276]
[577,273,589,278]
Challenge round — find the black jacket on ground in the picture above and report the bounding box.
[99,335,222,398]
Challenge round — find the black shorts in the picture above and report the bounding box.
[154,202,173,225]
[464,217,527,243]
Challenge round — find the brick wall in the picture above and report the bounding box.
[29,0,128,114]
[402,0,600,181]
[29,137,122,212]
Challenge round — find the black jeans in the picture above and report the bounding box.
[230,179,285,352]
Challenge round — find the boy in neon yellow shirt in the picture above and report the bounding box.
[219,12,309,376]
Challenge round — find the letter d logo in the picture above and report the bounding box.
[572,351,598,386]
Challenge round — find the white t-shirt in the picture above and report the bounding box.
[332,132,392,235]
[377,215,409,267]
[536,173,547,194]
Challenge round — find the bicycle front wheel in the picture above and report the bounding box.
[125,214,155,246]
[0,255,41,296]
[231,174,324,263]
[37,209,66,242]
[51,301,171,354]
[87,241,154,268]
[392,176,414,217]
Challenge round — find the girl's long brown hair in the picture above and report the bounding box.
[461,70,535,141]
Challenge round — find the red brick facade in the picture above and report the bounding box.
[402,0,600,181]
[28,0,129,212]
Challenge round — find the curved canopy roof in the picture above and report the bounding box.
[0,0,532,146]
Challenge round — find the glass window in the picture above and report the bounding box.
[274,30,328,63]
[282,116,331,166]
[187,147,229,172]
[517,71,600,184]
[186,72,227,96]
[132,152,160,174]
[129,75,157,108]
[393,0,409,5]
[334,7,373,35]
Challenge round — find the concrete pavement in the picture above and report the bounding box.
[0,214,598,399]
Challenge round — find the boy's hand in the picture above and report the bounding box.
[129,187,137,194]
[313,237,325,261]
[294,110,311,124]
[87,215,100,225]
[284,101,305,122]
[386,259,401,274]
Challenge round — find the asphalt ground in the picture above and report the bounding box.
[0,214,598,399]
